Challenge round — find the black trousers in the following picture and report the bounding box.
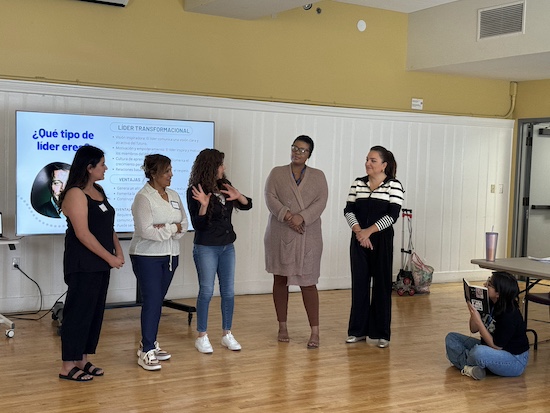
[61,270,110,361]
[348,230,394,340]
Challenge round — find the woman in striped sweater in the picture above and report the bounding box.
[343,145,404,348]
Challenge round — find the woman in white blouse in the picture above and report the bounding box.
[130,154,188,371]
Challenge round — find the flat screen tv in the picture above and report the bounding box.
[16,111,214,235]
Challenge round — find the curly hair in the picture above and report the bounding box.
[188,148,226,193]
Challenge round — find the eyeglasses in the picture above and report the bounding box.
[486,277,494,288]
[291,145,310,154]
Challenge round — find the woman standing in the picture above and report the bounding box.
[344,145,404,348]
[445,272,529,380]
[58,145,124,382]
[264,135,328,349]
[187,149,252,354]
[130,154,188,371]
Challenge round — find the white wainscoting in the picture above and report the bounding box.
[0,80,513,312]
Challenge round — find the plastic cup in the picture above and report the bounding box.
[485,232,498,262]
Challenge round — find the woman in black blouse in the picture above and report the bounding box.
[187,149,252,354]
[58,145,124,381]
[343,146,404,348]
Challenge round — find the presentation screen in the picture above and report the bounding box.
[16,111,214,236]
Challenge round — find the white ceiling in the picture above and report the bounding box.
[183,0,461,20]
[334,0,460,13]
[184,0,548,81]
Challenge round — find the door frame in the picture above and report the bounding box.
[512,117,550,257]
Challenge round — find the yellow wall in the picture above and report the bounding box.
[514,80,550,119]
[0,0,514,118]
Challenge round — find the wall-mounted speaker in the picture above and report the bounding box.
[79,0,128,6]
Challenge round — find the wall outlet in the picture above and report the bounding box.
[12,257,20,269]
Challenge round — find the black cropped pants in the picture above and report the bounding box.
[61,270,110,361]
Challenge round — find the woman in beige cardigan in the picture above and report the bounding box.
[264,136,328,349]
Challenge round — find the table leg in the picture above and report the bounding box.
[523,276,539,350]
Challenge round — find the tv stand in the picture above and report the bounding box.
[104,278,196,325]
[1,238,20,338]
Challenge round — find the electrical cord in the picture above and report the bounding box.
[11,291,67,321]
[6,264,66,321]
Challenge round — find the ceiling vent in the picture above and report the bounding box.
[478,1,525,40]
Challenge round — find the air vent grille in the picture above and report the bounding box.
[478,2,524,39]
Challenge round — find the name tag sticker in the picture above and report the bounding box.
[171,201,180,209]
[99,203,108,212]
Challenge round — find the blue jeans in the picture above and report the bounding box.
[445,332,529,377]
[130,255,178,353]
[193,244,236,333]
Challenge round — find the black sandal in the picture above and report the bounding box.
[82,361,104,376]
[59,367,94,382]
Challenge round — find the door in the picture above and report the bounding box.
[514,121,550,258]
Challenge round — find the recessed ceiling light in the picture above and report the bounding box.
[303,4,313,10]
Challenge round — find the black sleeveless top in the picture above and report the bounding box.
[63,192,116,275]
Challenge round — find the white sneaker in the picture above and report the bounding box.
[195,334,214,354]
[461,365,486,380]
[221,331,242,351]
[346,335,367,343]
[377,339,390,348]
[137,349,161,371]
[137,341,171,361]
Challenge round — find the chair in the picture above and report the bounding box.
[524,287,550,350]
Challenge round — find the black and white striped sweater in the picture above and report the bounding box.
[344,176,404,232]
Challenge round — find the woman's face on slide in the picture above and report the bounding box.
[51,169,69,199]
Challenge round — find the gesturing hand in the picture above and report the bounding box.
[192,184,212,207]
[220,183,241,201]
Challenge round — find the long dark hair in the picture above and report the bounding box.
[370,145,397,179]
[491,271,521,316]
[188,149,226,194]
[59,145,105,207]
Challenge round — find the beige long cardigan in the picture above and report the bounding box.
[264,164,328,286]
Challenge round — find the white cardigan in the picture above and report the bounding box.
[129,183,188,257]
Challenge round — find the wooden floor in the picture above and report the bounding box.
[2,282,550,413]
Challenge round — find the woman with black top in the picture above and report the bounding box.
[58,145,124,382]
[187,149,252,354]
[446,271,530,380]
[344,145,404,348]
